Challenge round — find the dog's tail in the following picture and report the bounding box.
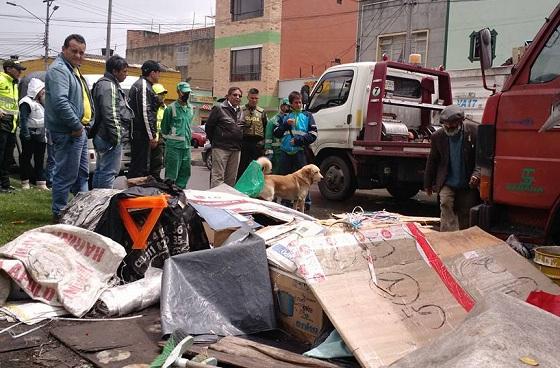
[256,156,272,174]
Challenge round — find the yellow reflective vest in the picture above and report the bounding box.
[0,72,19,133]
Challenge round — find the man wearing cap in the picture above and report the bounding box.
[45,34,94,222]
[90,55,133,189]
[160,82,193,188]
[128,59,161,179]
[424,104,480,231]
[0,60,26,192]
[150,83,167,179]
[265,98,290,174]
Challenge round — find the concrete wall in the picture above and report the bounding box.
[280,0,358,80]
[357,0,446,68]
[214,0,282,108]
[446,0,557,70]
[126,28,214,90]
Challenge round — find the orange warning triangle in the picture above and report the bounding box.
[118,195,169,250]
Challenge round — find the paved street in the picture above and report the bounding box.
[188,148,439,220]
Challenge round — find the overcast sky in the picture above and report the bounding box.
[0,0,215,60]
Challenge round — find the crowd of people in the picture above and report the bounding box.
[0,32,478,232]
[0,33,320,224]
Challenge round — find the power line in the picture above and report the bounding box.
[0,13,208,26]
[359,3,408,59]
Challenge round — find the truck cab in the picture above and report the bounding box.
[472,4,560,244]
[307,59,451,200]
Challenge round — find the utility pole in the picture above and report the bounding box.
[45,0,50,69]
[404,0,415,62]
[7,1,58,70]
[157,24,161,62]
[105,0,112,59]
[43,0,58,70]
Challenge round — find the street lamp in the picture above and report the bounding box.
[6,0,59,70]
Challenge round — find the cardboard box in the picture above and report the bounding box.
[202,222,236,247]
[269,266,327,345]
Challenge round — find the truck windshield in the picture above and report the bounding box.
[307,70,354,113]
[530,26,560,84]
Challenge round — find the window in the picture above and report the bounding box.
[530,25,560,83]
[385,76,421,98]
[377,31,428,65]
[307,70,354,113]
[230,47,262,81]
[175,45,189,67]
[468,29,497,62]
[231,0,264,21]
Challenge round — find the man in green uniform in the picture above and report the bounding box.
[161,82,193,188]
[265,98,290,174]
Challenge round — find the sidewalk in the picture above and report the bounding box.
[191,147,205,167]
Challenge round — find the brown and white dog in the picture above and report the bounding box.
[256,157,323,213]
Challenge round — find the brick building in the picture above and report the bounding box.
[214,0,358,110]
[126,27,215,90]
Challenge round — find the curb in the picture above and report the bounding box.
[192,160,206,167]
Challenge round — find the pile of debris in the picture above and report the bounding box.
[0,180,559,368]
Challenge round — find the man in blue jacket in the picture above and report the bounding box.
[45,34,94,223]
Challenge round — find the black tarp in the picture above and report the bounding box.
[160,231,276,337]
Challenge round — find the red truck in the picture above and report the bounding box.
[471,4,560,244]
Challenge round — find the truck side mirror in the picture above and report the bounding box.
[478,28,496,93]
[478,28,493,71]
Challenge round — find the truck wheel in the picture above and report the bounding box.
[318,156,356,201]
[386,183,420,200]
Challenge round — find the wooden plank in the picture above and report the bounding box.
[188,336,339,368]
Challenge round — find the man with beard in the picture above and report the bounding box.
[424,105,480,231]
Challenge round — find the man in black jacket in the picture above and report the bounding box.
[424,105,480,231]
[205,87,243,188]
[91,55,133,188]
[128,60,161,179]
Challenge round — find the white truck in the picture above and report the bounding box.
[306,57,453,200]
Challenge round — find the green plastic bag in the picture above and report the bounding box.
[234,160,265,198]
